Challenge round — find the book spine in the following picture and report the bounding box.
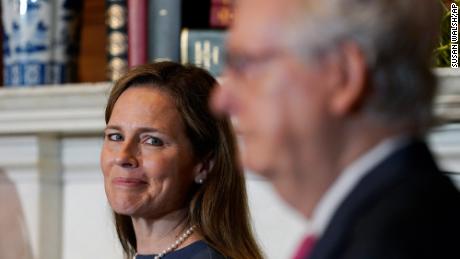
[180,29,226,77]
[211,0,233,5]
[210,3,233,28]
[106,0,128,81]
[181,0,211,29]
[148,0,181,62]
[128,0,148,67]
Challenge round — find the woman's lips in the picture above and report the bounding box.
[112,177,148,187]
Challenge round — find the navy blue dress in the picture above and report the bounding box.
[135,240,225,259]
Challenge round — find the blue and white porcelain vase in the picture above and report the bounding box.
[1,0,82,87]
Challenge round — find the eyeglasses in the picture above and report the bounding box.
[224,50,287,79]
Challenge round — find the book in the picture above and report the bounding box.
[106,0,128,81]
[211,0,234,5]
[210,3,233,28]
[148,0,181,62]
[180,29,227,77]
[79,0,106,82]
[53,0,83,84]
[211,0,233,4]
[182,0,211,29]
[127,0,148,67]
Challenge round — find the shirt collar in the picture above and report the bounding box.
[309,135,409,236]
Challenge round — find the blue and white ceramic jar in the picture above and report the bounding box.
[1,0,81,87]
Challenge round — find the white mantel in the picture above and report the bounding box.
[0,69,460,259]
[0,82,109,134]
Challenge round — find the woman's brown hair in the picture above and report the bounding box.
[105,62,263,259]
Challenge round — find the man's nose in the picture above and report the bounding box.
[211,78,237,117]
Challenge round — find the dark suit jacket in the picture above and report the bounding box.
[309,140,460,259]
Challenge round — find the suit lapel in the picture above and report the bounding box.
[308,140,439,259]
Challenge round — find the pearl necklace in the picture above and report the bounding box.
[133,225,196,259]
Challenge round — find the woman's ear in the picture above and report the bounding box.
[194,158,215,184]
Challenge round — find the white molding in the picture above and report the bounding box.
[0,83,110,135]
[435,68,460,122]
[0,71,458,136]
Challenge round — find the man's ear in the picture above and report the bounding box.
[194,157,215,184]
[329,41,368,116]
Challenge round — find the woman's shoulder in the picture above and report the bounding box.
[171,240,226,259]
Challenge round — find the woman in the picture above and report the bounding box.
[101,61,263,259]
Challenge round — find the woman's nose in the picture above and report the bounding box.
[114,143,139,168]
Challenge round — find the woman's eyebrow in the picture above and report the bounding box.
[104,125,121,131]
[104,125,164,134]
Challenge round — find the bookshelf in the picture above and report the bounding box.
[0,0,230,87]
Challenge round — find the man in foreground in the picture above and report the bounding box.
[212,0,460,258]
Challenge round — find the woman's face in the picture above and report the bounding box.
[101,85,199,218]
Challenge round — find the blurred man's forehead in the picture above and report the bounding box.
[233,0,303,28]
[228,0,300,54]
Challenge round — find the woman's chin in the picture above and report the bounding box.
[109,199,140,216]
[113,207,140,217]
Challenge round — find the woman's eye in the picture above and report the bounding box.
[145,136,164,146]
[107,133,123,141]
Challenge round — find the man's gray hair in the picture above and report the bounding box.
[288,0,442,131]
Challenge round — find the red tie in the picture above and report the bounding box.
[292,235,317,259]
